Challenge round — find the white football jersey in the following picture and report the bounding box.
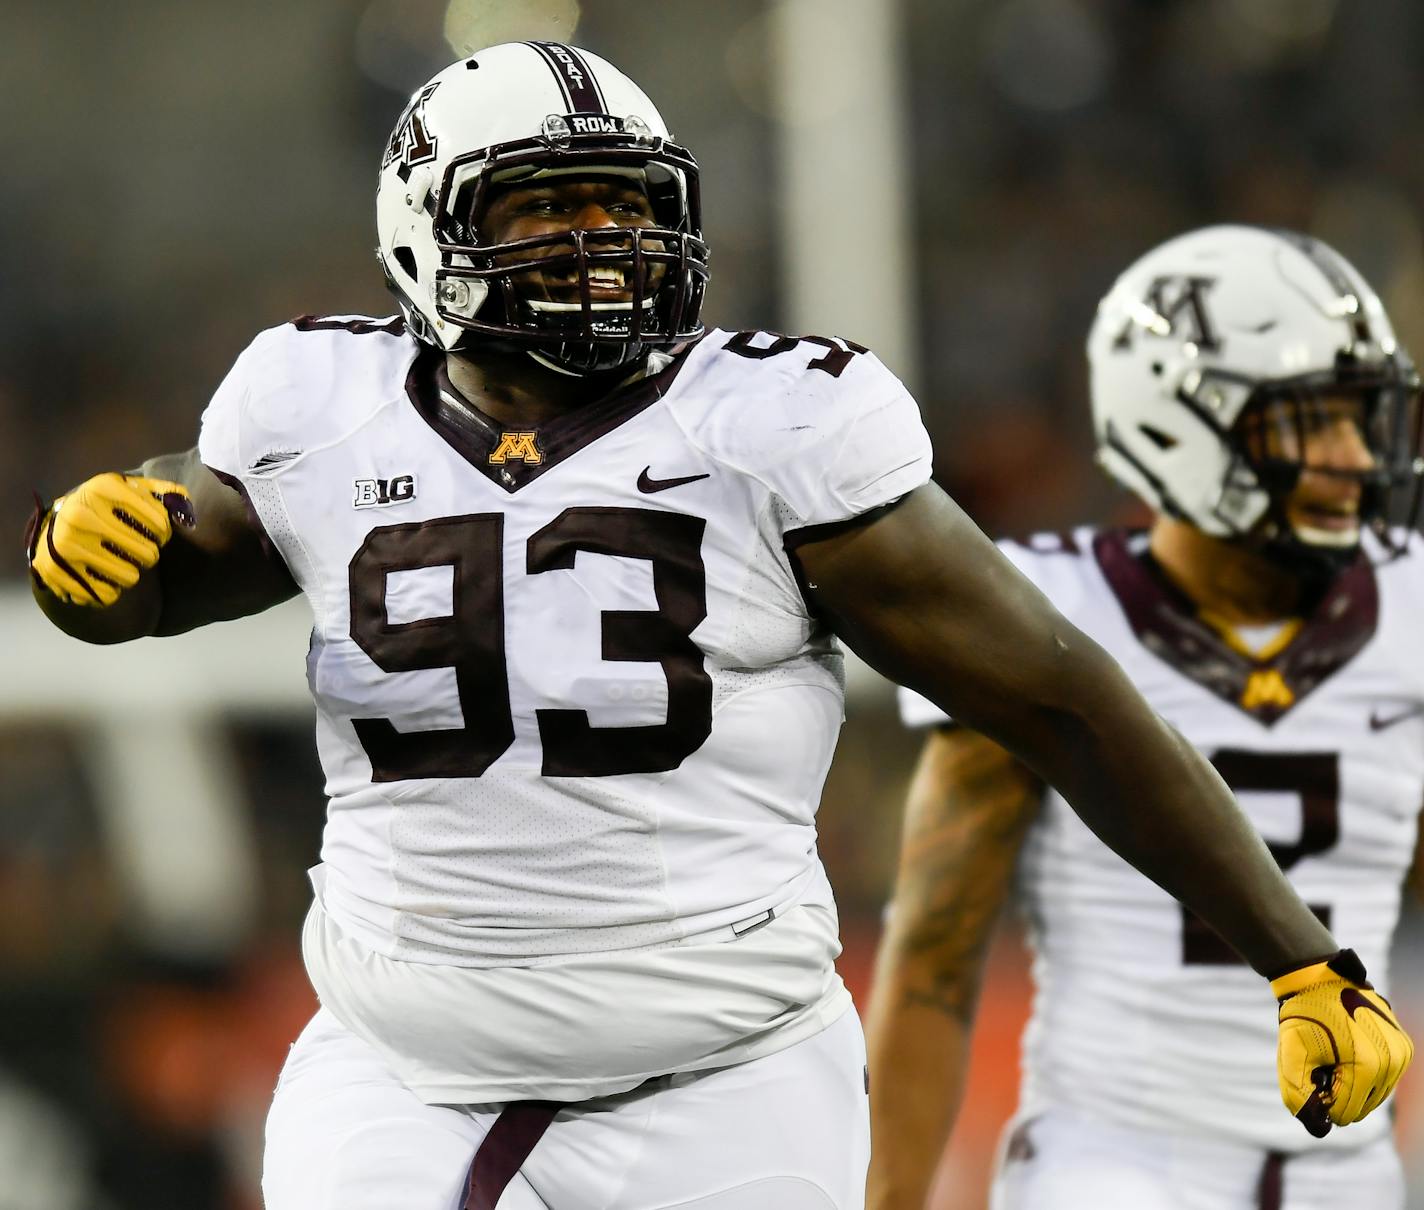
[199,316,931,1098]
[899,527,1424,1153]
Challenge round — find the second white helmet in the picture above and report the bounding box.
[1087,224,1422,553]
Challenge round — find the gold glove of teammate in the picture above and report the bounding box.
[26,472,195,607]
[1272,948,1413,1138]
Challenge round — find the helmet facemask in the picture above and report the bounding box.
[1223,353,1424,570]
[429,126,708,376]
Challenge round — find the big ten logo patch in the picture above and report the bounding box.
[353,474,417,508]
[488,432,543,465]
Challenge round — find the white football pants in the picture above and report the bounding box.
[989,1107,1404,1210]
[263,1004,869,1210]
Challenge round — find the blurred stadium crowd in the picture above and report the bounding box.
[4,1,1424,1206]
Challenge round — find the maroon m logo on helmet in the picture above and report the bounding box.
[383,83,441,172]
[1113,275,1221,352]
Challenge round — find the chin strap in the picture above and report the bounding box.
[525,350,586,378]
[525,343,659,382]
[1255,517,1363,578]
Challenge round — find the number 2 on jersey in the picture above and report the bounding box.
[1181,749,1339,964]
[348,507,711,781]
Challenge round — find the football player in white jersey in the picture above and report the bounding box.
[24,41,1409,1209]
[868,224,1424,1210]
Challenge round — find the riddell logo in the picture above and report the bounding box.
[569,114,622,135]
[353,475,417,508]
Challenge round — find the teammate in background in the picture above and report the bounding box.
[867,225,1424,1210]
[24,42,1409,1209]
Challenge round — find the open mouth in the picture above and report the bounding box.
[544,265,632,292]
[1291,503,1361,546]
[1297,503,1358,528]
[519,264,663,315]
[521,264,642,302]
[587,266,628,292]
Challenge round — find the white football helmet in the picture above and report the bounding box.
[1088,224,1423,559]
[376,42,708,374]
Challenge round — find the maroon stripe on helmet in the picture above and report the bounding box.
[525,41,606,113]
[1271,228,1374,347]
[463,1102,559,1210]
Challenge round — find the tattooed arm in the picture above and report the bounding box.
[864,727,1042,1210]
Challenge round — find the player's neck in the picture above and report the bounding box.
[444,349,636,427]
[1147,516,1304,625]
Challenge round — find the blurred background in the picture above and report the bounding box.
[4,0,1424,1205]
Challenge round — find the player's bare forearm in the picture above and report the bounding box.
[795,484,1337,976]
[29,449,298,643]
[865,728,1041,1210]
[142,450,299,634]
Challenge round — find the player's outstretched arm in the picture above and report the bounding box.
[864,728,1040,1210]
[794,483,1411,1134]
[796,482,1329,972]
[28,448,297,644]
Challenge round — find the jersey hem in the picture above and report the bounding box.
[405,988,855,1105]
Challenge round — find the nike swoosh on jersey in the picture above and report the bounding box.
[1368,704,1424,731]
[637,467,710,494]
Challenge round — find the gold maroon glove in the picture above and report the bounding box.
[1272,948,1413,1138]
[25,472,194,607]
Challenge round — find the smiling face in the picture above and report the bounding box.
[1236,393,1378,548]
[478,173,666,306]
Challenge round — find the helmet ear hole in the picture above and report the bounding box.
[392,246,418,282]
[1139,424,1179,451]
